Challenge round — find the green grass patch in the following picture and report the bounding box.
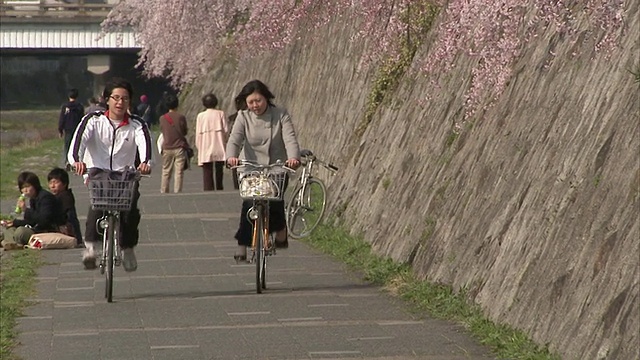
[0,250,42,359]
[0,110,60,359]
[301,222,561,360]
[0,138,64,200]
[0,109,63,199]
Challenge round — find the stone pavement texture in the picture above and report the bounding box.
[9,160,496,360]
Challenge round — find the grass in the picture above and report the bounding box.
[0,250,42,359]
[0,138,63,200]
[0,110,59,358]
[0,110,62,199]
[301,222,561,360]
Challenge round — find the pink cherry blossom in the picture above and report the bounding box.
[102,0,626,121]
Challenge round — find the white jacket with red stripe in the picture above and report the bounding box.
[68,111,153,171]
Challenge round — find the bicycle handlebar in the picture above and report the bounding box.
[232,160,297,174]
[302,155,338,173]
[76,167,150,180]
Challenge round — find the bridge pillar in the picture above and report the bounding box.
[87,54,109,97]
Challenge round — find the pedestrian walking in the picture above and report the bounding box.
[227,96,247,190]
[85,96,106,114]
[158,93,189,193]
[135,94,153,129]
[195,93,228,191]
[58,88,84,171]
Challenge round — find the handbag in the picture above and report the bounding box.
[163,114,194,170]
[25,232,76,250]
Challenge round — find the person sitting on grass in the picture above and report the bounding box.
[48,167,83,247]
[3,172,66,246]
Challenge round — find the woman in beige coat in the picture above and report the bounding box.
[195,93,228,191]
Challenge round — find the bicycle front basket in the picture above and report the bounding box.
[238,170,286,200]
[88,179,136,211]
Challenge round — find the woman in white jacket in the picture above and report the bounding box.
[195,93,228,191]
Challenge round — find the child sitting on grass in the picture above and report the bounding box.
[47,167,83,247]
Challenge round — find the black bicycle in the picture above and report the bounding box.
[87,170,140,302]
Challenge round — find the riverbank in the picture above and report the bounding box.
[0,110,61,358]
[0,109,62,200]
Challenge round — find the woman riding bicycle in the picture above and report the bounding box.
[226,80,301,261]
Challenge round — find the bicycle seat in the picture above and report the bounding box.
[300,149,314,157]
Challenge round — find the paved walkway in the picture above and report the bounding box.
[10,163,495,360]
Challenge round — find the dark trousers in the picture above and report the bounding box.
[85,183,141,249]
[202,161,225,190]
[235,200,286,247]
[68,208,83,245]
[63,131,74,164]
[231,168,240,190]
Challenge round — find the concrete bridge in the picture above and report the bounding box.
[0,0,165,109]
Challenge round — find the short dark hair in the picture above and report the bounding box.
[236,80,275,108]
[102,78,133,101]
[68,88,79,99]
[47,167,69,187]
[163,93,179,110]
[202,93,218,109]
[17,172,42,192]
[234,95,247,111]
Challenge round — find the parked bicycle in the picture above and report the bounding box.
[86,169,142,303]
[232,160,295,293]
[286,149,338,239]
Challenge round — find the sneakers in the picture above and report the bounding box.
[122,248,137,272]
[82,242,97,270]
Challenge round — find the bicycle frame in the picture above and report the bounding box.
[292,158,315,204]
[286,152,337,239]
[97,211,121,302]
[233,160,294,293]
[86,168,142,303]
[248,199,272,293]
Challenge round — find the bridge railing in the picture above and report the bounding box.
[0,0,117,20]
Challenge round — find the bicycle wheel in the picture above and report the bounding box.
[255,208,266,294]
[105,215,115,303]
[285,183,301,227]
[286,178,327,239]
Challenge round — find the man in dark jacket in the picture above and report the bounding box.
[48,167,83,247]
[58,88,85,170]
[4,172,66,245]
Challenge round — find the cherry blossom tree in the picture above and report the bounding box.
[421,0,627,123]
[102,0,627,119]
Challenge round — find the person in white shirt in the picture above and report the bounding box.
[68,78,153,271]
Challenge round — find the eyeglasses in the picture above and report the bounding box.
[109,95,130,103]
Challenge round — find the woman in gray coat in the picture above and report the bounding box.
[226,80,301,260]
